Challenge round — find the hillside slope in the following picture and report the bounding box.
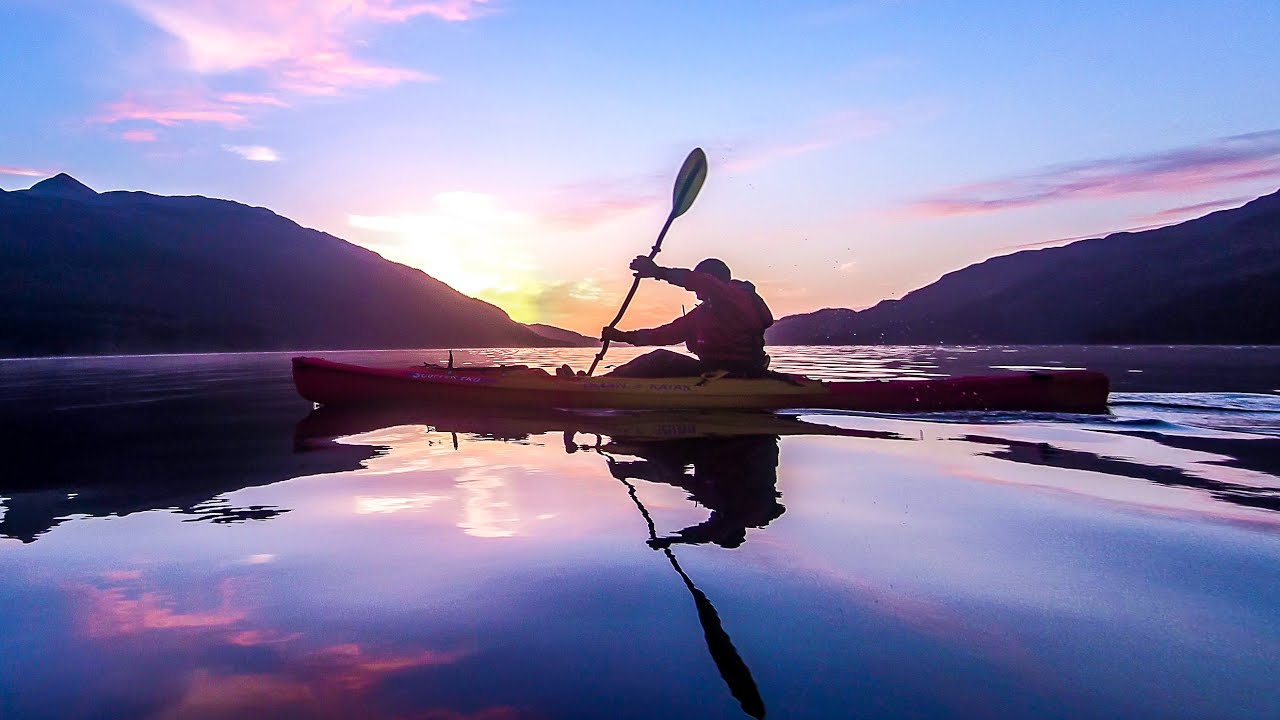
[0,175,562,357]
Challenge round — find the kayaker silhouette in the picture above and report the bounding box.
[603,434,784,549]
[598,256,774,379]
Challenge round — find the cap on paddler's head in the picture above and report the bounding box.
[694,258,731,281]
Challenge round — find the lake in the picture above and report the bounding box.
[1,346,1278,719]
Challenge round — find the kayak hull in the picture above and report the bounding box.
[292,356,1110,413]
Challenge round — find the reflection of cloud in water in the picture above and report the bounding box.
[328,425,593,539]
[355,494,446,514]
[341,425,499,475]
[66,569,480,718]
[457,467,520,539]
[76,577,247,638]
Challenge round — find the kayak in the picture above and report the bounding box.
[292,356,1110,413]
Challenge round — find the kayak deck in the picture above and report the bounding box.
[292,356,1111,413]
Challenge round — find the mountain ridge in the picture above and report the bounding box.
[0,174,568,357]
[767,189,1280,345]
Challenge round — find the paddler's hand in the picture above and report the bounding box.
[629,256,660,279]
[600,326,628,343]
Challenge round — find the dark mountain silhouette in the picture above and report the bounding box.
[27,172,99,199]
[526,322,596,346]
[0,175,565,357]
[768,189,1280,345]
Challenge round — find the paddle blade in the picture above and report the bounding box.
[670,147,708,219]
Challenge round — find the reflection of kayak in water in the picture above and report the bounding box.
[292,356,1110,413]
[292,402,813,720]
[293,403,904,449]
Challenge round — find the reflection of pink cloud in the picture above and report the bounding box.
[303,643,467,692]
[72,571,480,716]
[100,569,145,581]
[416,708,527,720]
[96,97,250,128]
[79,579,246,638]
[908,130,1280,216]
[1,164,50,177]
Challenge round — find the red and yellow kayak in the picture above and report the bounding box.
[292,356,1110,413]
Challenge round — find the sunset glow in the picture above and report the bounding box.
[3,1,1278,332]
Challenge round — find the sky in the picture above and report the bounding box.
[2,0,1279,334]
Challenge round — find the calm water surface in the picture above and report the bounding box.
[1,346,1278,719]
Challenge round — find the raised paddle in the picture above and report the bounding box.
[586,147,708,376]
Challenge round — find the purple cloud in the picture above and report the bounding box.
[909,130,1280,216]
[1135,195,1253,224]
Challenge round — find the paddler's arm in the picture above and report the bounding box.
[629,256,736,302]
[601,312,695,346]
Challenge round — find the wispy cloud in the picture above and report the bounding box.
[1135,195,1252,225]
[995,224,1172,252]
[121,129,159,142]
[720,103,938,173]
[908,130,1280,216]
[544,195,658,230]
[218,92,290,107]
[993,195,1257,252]
[96,96,252,128]
[122,0,476,93]
[224,144,281,162]
[97,1,491,134]
[0,165,48,178]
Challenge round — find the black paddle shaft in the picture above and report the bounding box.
[586,213,676,376]
[585,148,706,377]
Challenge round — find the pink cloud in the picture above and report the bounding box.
[361,0,495,22]
[545,195,659,230]
[96,96,250,128]
[995,223,1176,252]
[0,165,48,177]
[999,194,1256,251]
[276,51,434,96]
[94,0,484,132]
[121,129,159,142]
[125,0,463,94]
[219,92,290,107]
[908,130,1280,217]
[1135,195,1252,224]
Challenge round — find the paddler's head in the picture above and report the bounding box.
[693,258,731,300]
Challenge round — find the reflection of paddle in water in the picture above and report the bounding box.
[606,435,768,712]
